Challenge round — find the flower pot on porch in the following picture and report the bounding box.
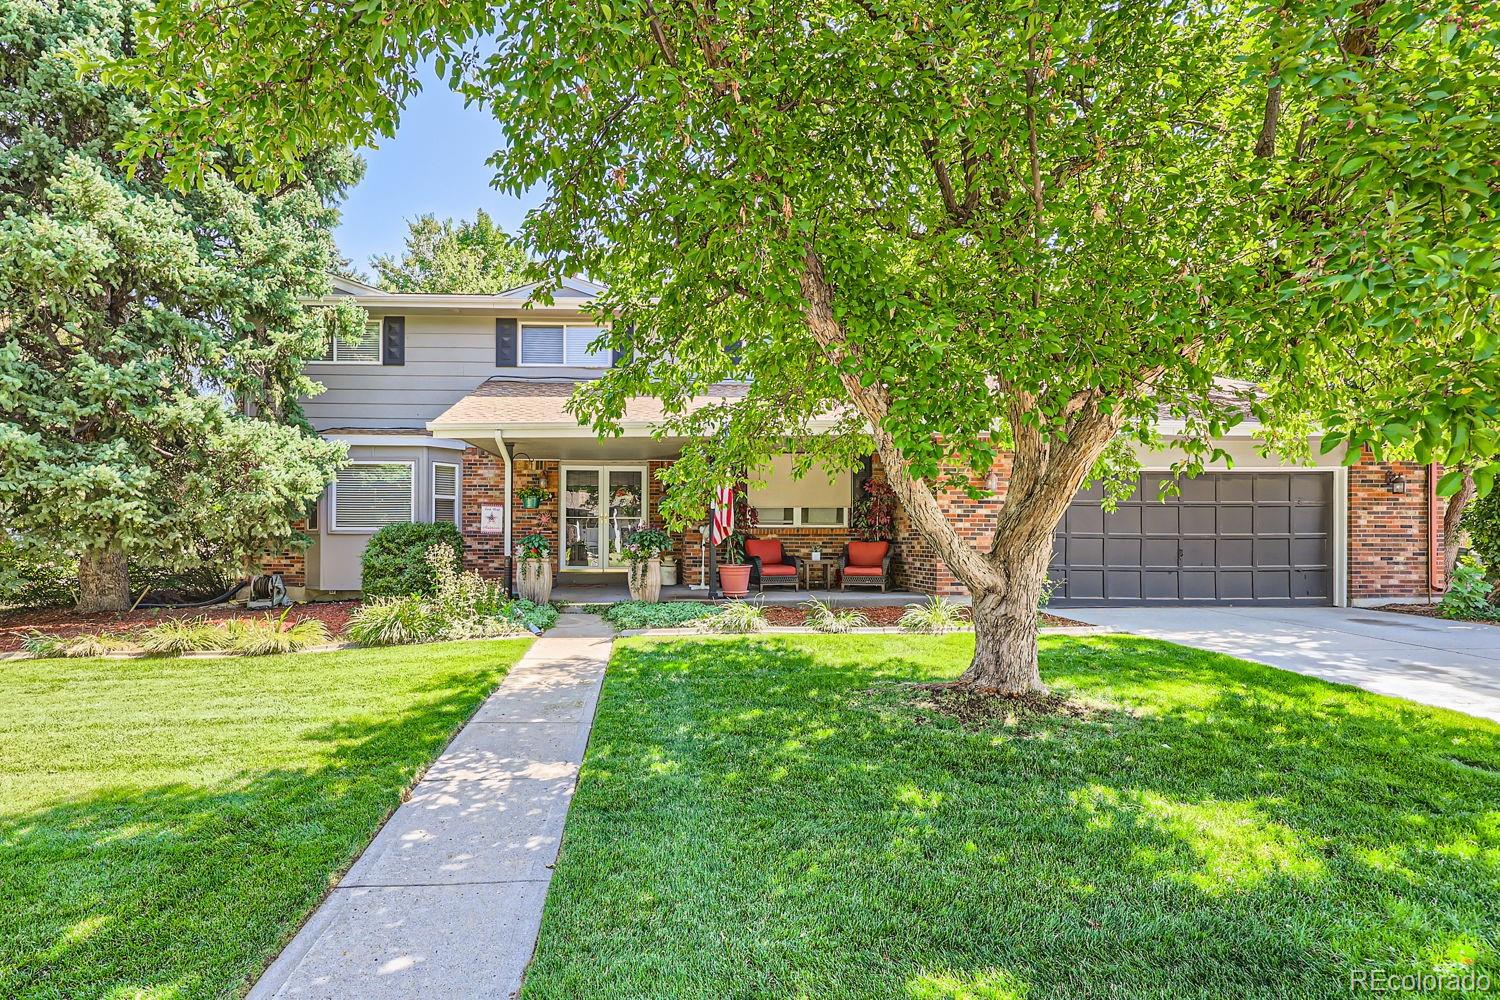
[517,557,553,603]
[628,557,662,603]
[660,559,678,587]
[718,563,751,598]
[522,496,541,509]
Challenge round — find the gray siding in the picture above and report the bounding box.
[302,311,607,430]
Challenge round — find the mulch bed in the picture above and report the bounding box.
[1378,603,1498,627]
[0,601,359,653]
[755,605,1088,629]
[903,681,1129,730]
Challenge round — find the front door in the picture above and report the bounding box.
[560,466,648,570]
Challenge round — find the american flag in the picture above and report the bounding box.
[709,484,734,545]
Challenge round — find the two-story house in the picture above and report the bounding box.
[267,274,1448,608]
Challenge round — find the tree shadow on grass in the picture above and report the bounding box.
[525,635,1499,1000]
[0,663,503,1000]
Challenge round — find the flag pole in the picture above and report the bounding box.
[708,524,719,599]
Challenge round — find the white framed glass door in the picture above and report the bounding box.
[560,465,647,570]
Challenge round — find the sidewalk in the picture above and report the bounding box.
[248,614,613,1000]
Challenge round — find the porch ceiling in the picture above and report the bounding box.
[454,431,689,461]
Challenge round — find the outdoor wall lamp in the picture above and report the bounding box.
[1385,470,1408,495]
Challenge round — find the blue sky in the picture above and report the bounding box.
[334,62,545,274]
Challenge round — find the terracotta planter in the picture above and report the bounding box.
[628,557,662,603]
[718,563,751,598]
[517,557,553,603]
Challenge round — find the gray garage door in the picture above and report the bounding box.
[1048,472,1332,605]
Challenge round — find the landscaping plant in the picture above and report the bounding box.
[138,618,223,656]
[899,597,968,635]
[851,479,897,542]
[698,602,768,634]
[344,596,444,647]
[601,601,722,631]
[361,522,466,599]
[802,597,869,634]
[1437,557,1500,621]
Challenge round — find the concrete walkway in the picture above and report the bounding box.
[249,614,613,1000]
[1065,605,1500,723]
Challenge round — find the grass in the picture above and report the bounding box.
[0,638,530,999]
[525,634,1500,999]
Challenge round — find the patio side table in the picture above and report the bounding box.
[802,559,837,591]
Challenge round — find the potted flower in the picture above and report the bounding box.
[516,533,553,602]
[517,485,554,510]
[621,528,673,602]
[716,495,758,598]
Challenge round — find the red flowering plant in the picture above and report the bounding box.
[851,478,896,541]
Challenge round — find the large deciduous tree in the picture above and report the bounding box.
[371,209,529,293]
[120,0,1498,691]
[0,0,362,611]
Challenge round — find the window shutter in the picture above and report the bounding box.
[611,323,633,367]
[496,317,518,366]
[381,316,405,366]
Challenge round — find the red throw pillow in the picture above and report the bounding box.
[745,538,783,564]
[847,540,889,568]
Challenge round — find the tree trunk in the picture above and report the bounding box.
[1442,467,1476,587]
[958,544,1052,695]
[77,543,130,613]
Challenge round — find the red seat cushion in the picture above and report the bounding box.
[759,564,798,577]
[745,538,783,564]
[843,565,884,576]
[847,541,889,568]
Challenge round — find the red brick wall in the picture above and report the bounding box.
[461,448,510,580]
[1348,453,1441,600]
[889,457,1012,595]
[258,520,308,587]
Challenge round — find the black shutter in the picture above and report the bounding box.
[610,323,634,367]
[853,456,873,504]
[496,317,518,367]
[381,316,405,366]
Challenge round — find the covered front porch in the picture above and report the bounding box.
[550,577,931,606]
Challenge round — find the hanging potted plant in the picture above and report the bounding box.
[621,528,672,603]
[851,478,897,541]
[516,533,553,603]
[517,485,554,510]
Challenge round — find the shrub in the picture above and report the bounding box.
[1462,487,1500,580]
[224,615,333,656]
[19,632,68,658]
[898,596,968,634]
[427,544,508,621]
[698,601,767,634]
[1438,557,1499,621]
[360,522,464,598]
[602,600,721,630]
[802,597,869,633]
[505,599,558,632]
[139,618,222,655]
[0,537,75,609]
[345,596,445,646]
[25,631,140,658]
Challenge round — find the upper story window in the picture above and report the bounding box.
[319,320,382,363]
[519,323,610,367]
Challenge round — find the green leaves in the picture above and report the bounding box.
[0,0,354,582]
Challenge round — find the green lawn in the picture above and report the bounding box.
[0,639,530,1000]
[526,635,1500,999]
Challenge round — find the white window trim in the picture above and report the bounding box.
[330,460,416,532]
[319,319,384,365]
[518,322,611,368]
[753,506,849,528]
[432,461,460,526]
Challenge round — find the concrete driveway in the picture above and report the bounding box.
[1063,605,1500,724]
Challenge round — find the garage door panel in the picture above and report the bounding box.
[1180,506,1217,535]
[1180,538,1217,567]
[1106,537,1142,566]
[1219,506,1254,535]
[1051,472,1332,606]
[1105,506,1141,534]
[1254,506,1291,535]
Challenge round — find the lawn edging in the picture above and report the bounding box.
[617,624,1116,638]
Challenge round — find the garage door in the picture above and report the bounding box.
[1048,472,1332,605]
